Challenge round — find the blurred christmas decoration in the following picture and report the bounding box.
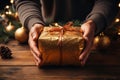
[5,22,15,32]
[115,18,120,23]
[118,29,120,35]
[0,46,12,59]
[14,12,19,20]
[93,32,111,50]
[10,0,14,4]
[15,27,28,43]
[0,0,22,43]
[103,2,120,41]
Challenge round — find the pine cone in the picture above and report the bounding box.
[0,46,12,59]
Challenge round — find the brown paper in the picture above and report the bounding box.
[38,26,84,66]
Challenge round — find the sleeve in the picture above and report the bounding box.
[86,0,119,35]
[14,0,45,30]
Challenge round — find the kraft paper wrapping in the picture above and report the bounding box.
[38,26,84,66]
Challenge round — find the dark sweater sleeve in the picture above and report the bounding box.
[86,0,119,35]
[14,0,45,30]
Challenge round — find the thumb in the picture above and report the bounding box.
[32,32,39,41]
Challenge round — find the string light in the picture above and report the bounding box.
[1,14,6,19]
[8,11,12,15]
[5,5,9,9]
[54,23,59,26]
[118,29,120,35]
[10,0,14,4]
[5,12,9,15]
[115,18,120,22]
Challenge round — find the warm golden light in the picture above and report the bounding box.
[5,5,9,9]
[115,18,120,22]
[1,14,6,18]
[119,3,120,7]
[8,11,12,15]
[118,32,120,35]
[54,23,59,26]
[118,29,120,35]
[10,0,14,4]
[5,12,9,14]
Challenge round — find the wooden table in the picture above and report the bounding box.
[0,40,120,80]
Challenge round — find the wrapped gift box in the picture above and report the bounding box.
[38,23,84,66]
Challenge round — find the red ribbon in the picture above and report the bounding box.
[48,22,82,45]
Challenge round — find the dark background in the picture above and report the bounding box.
[0,0,10,10]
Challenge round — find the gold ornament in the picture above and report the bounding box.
[5,23,15,32]
[14,12,19,20]
[15,27,28,43]
[93,33,111,49]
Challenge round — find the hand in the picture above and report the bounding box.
[28,23,43,66]
[79,20,96,66]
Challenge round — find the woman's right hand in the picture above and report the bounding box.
[28,23,43,67]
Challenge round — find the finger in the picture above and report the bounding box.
[31,25,43,40]
[80,50,90,66]
[29,37,41,58]
[79,37,92,65]
[29,33,42,67]
[29,31,41,58]
[31,50,41,66]
[31,31,39,41]
[30,50,39,65]
[31,45,41,58]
